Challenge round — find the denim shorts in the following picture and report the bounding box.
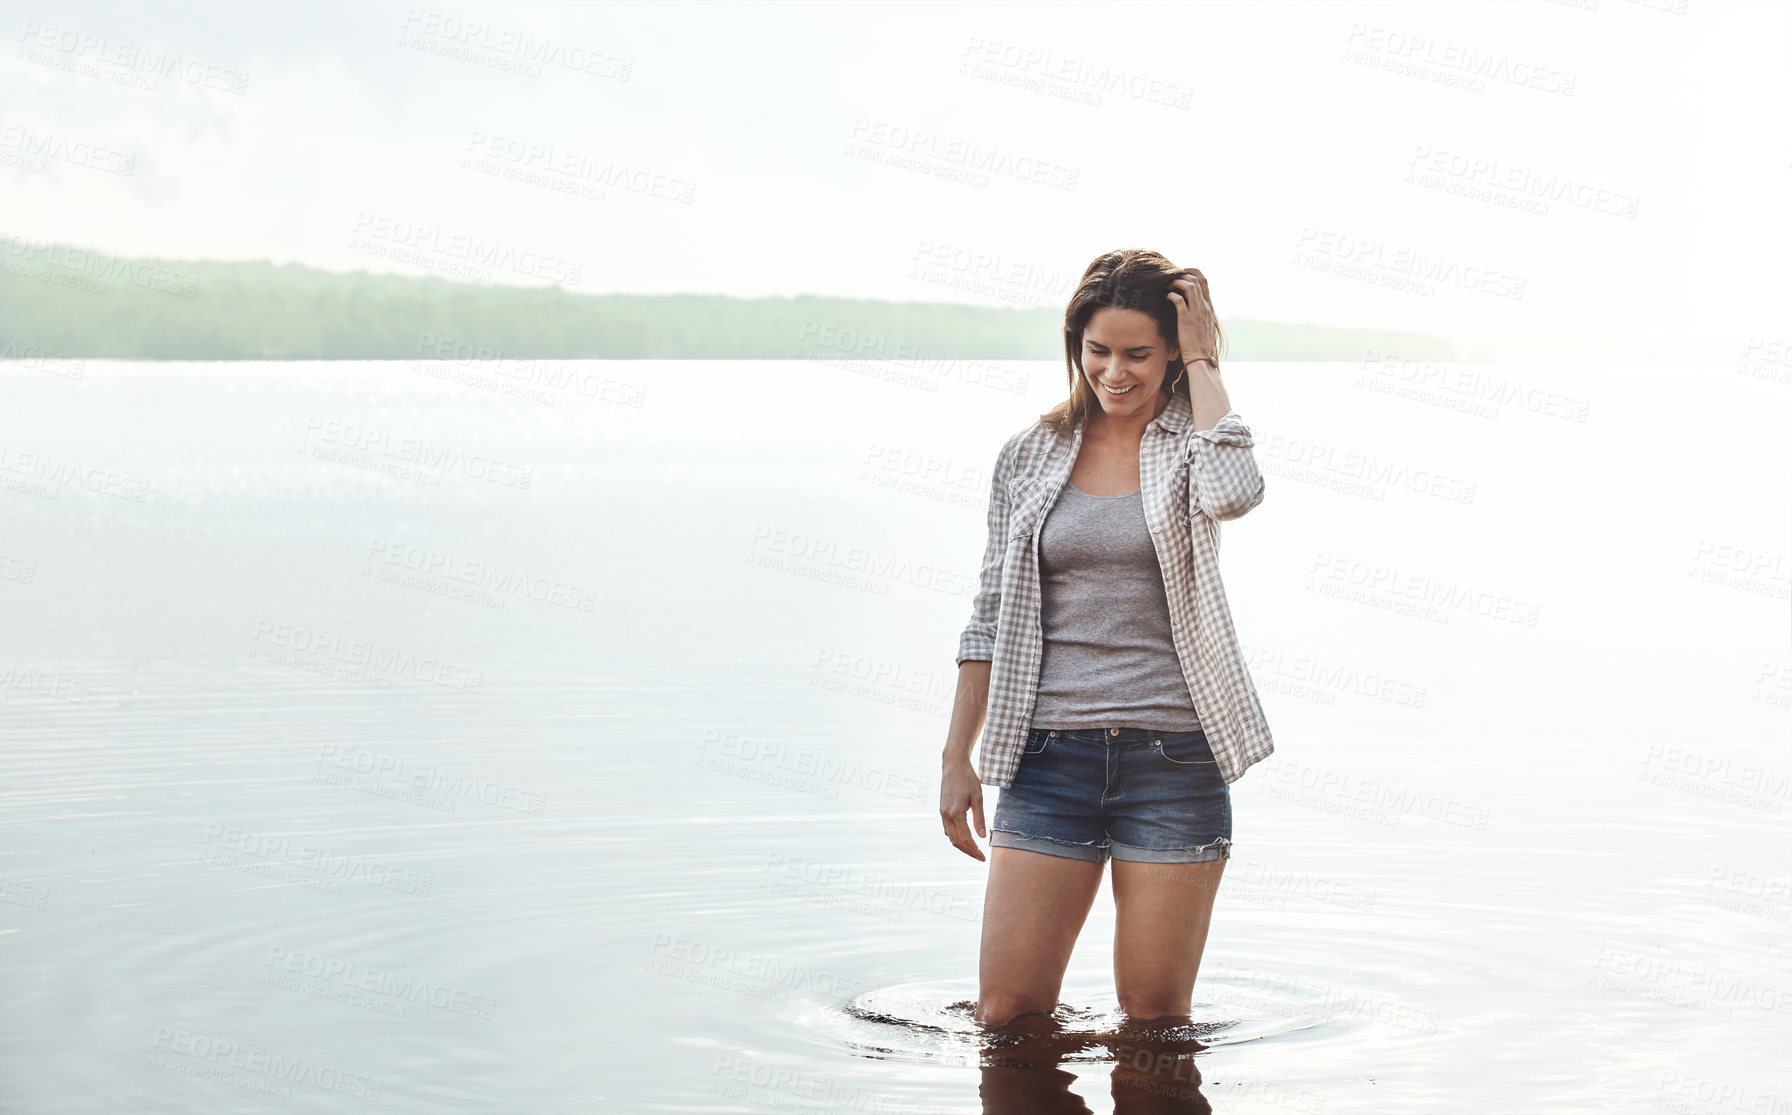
[990,726,1232,864]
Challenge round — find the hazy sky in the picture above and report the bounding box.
[3,0,1786,345]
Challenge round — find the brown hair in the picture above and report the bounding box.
[1039,249,1225,438]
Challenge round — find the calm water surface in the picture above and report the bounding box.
[1,359,1786,1113]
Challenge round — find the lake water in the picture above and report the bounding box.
[1,357,1786,1113]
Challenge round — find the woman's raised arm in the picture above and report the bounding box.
[1188,412,1266,522]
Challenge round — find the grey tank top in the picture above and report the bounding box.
[1029,479,1203,731]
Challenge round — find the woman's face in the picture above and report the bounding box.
[1080,305,1177,420]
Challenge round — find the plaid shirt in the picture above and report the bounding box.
[955,390,1275,789]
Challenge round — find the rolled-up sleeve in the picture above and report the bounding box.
[955,440,1013,666]
[1188,411,1266,522]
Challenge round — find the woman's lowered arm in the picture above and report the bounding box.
[952,455,1008,673]
[941,446,1011,860]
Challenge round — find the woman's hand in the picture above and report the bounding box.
[1167,267,1218,369]
[940,758,987,861]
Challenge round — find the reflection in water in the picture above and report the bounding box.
[841,981,1268,1062]
[973,1007,1215,1114]
[842,992,1228,1112]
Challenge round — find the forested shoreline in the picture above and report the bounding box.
[0,247,1481,362]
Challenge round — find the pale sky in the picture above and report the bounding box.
[3,0,1786,347]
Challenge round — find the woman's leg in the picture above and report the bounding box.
[1109,858,1226,1023]
[977,846,1104,1028]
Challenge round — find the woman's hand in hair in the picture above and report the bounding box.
[1167,267,1219,369]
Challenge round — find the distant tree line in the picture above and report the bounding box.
[0,246,1464,362]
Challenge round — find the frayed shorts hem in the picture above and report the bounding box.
[990,829,1232,865]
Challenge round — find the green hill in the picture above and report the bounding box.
[0,246,1466,362]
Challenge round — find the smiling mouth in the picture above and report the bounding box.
[1100,383,1136,396]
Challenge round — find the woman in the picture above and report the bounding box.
[939,248,1276,1031]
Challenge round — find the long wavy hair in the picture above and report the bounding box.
[1040,249,1225,438]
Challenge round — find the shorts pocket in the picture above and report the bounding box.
[1021,730,1052,756]
[1154,731,1215,766]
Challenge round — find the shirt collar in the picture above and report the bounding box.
[1150,390,1193,434]
[1062,389,1191,458]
